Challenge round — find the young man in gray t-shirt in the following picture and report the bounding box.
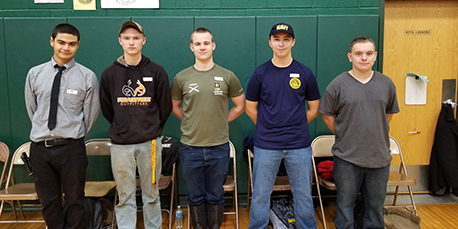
[319,36,399,229]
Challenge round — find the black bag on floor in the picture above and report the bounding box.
[85,197,103,229]
[63,197,103,229]
[269,197,296,229]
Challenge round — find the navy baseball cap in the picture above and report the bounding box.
[269,23,295,38]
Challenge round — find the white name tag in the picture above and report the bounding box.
[290,73,300,78]
[67,89,78,95]
[214,76,223,81]
[162,143,171,148]
[143,77,153,82]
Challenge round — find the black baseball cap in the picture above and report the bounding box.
[269,23,294,38]
[119,21,145,36]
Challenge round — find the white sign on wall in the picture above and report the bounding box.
[35,0,64,3]
[405,75,428,105]
[101,0,159,8]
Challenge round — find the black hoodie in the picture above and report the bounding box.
[100,55,172,144]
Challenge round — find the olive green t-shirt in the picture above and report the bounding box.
[171,64,243,146]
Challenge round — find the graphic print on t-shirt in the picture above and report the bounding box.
[289,73,301,89]
[188,83,200,93]
[214,82,223,95]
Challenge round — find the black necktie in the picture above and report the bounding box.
[48,65,66,130]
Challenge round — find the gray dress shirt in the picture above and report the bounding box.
[25,57,101,142]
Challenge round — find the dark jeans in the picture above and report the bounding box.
[30,138,87,229]
[180,142,230,206]
[334,156,390,229]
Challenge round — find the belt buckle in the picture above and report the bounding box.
[44,139,54,148]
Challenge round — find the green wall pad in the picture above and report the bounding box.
[315,15,379,136]
[0,15,379,190]
[0,18,12,146]
[4,18,66,150]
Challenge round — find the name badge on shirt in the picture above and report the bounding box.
[290,73,300,78]
[67,89,78,95]
[143,77,153,82]
[214,76,223,81]
[162,143,171,148]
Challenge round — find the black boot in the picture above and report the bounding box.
[206,204,224,229]
[190,204,207,229]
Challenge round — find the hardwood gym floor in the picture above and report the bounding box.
[1,202,457,228]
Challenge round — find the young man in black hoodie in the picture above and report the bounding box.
[100,21,172,228]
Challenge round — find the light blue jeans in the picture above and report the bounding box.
[111,138,162,229]
[333,156,390,229]
[249,146,317,229]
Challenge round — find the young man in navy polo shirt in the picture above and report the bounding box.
[246,23,320,229]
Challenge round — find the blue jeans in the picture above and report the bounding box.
[180,142,230,206]
[333,156,390,229]
[249,146,317,229]
[111,138,162,229]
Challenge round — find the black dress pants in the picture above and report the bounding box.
[30,138,87,229]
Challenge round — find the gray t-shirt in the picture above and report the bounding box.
[318,71,399,168]
[171,64,243,146]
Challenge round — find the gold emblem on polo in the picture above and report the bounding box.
[289,78,301,89]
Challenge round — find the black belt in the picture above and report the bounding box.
[38,138,79,148]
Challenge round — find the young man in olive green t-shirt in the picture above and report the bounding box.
[171,27,245,229]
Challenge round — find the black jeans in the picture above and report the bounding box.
[30,138,87,229]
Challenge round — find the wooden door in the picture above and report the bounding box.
[384,0,458,165]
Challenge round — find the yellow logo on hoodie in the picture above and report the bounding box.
[117,79,151,106]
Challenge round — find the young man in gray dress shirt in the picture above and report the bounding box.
[24,23,100,229]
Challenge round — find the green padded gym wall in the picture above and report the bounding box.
[133,17,195,140]
[0,18,11,145]
[193,16,256,196]
[5,18,66,149]
[256,16,318,139]
[0,0,382,201]
[68,17,130,140]
[315,15,380,136]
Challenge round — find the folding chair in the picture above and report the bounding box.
[311,135,419,228]
[0,142,9,186]
[387,136,417,215]
[222,141,239,229]
[158,162,178,229]
[311,135,336,229]
[0,142,18,219]
[188,141,239,229]
[0,142,44,223]
[246,148,290,211]
[84,138,117,228]
[133,137,179,229]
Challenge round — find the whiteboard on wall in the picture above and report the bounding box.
[101,0,159,8]
[35,0,64,3]
[405,76,427,105]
